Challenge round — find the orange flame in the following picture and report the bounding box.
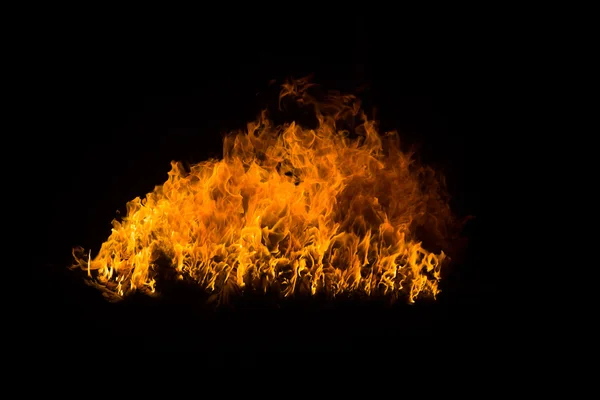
[72,79,455,305]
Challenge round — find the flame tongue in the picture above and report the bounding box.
[73,81,452,304]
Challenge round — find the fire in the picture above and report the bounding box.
[72,79,455,305]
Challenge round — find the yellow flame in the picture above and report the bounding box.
[72,79,453,305]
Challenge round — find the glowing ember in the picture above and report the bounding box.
[72,79,455,305]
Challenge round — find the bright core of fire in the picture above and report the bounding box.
[72,80,454,305]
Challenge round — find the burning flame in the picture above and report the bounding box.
[72,79,455,305]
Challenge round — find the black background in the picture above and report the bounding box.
[28,12,490,355]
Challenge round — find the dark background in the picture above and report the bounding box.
[28,13,490,355]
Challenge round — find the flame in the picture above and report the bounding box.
[72,79,455,305]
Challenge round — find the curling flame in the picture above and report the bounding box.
[73,80,454,304]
